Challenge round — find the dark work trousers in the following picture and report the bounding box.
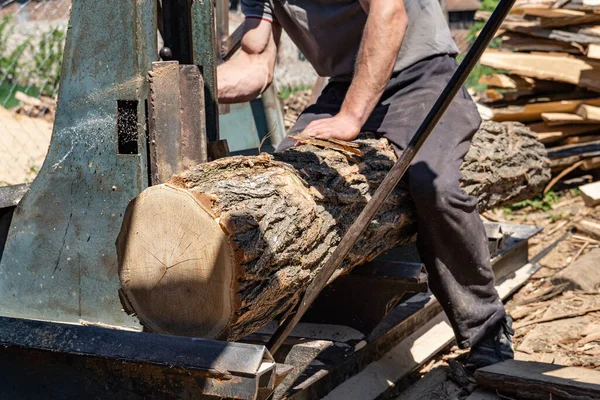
[276,54,506,349]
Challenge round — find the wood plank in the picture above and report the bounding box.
[466,389,502,400]
[560,134,600,145]
[540,14,600,29]
[569,24,600,38]
[551,152,600,171]
[576,218,600,239]
[395,366,461,400]
[508,25,600,44]
[582,155,600,170]
[475,360,600,399]
[551,248,600,290]
[479,74,532,89]
[576,104,600,121]
[547,140,600,159]
[500,32,583,53]
[529,122,600,143]
[588,43,600,59]
[480,50,600,92]
[523,8,586,18]
[479,97,600,123]
[323,263,543,400]
[542,112,590,125]
[579,181,600,207]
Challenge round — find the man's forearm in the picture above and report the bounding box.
[340,2,408,126]
[218,55,273,104]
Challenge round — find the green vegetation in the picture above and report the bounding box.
[505,191,561,212]
[463,0,503,91]
[278,85,313,100]
[503,189,582,213]
[0,16,66,108]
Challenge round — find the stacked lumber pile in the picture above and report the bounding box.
[477,0,600,182]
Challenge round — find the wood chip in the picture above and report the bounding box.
[289,133,363,156]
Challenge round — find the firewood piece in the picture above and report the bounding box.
[579,181,600,207]
[480,50,600,92]
[551,248,600,291]
[117,122,551,340]
[475,360,600,399]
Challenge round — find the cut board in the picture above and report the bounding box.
[479,98,600,123]
[475,360,600,399]
[480,50,600,92]
[579,181,600,207]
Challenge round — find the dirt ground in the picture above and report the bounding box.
[383,191,600,400]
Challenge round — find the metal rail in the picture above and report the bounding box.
[267,0,518,354]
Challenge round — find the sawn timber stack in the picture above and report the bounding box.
[117,121,550,341]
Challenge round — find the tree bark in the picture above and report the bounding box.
[117,121,550,340]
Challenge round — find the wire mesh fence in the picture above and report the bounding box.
[0,0,70,187]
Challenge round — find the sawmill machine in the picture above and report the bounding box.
[0,0,532,398]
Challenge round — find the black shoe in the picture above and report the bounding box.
[466,315,514,371]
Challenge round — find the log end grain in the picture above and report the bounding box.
[117,184,234,338]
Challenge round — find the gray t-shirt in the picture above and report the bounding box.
[241,0,459,81]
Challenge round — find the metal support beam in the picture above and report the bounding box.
[0,0,158,328]
[191,0,220,143]
[0,316,277,399]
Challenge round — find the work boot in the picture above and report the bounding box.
[465,315,514,371]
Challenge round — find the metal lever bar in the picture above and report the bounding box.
[267,0,516,354]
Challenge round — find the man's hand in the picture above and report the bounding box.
[303,113,362,141]
[217,18,281,104]
[309,0,407,142]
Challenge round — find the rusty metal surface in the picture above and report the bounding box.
[191,0,220,143]
[208,139,231,161]
[148,62,208,185]
[179,64,208,167]
[0,0,157,328]
[261,85,287,147]
[0,316,276,399]
[148,61,183,184]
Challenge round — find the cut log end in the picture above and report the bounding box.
[117,184,234,338]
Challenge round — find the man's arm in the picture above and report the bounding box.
[303,0,408,141]
[218,18,281,104]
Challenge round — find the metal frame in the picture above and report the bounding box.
[0,316,278,399]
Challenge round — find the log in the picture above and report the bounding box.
[117,122,550,340]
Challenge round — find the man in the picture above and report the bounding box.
[217,0,513,369]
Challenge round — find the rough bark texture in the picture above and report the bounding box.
[118,121,550,340]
